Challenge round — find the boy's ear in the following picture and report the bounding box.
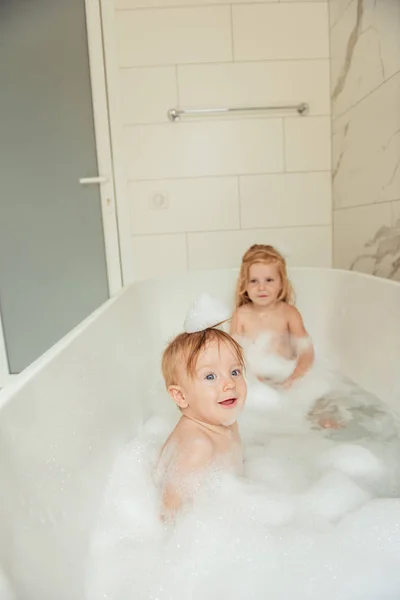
[168,385,189,409]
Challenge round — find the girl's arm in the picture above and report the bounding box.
[283,307,314,387]
[229,309,243,337]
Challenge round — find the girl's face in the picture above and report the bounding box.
[246,262,282,308]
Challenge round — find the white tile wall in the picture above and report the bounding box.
[333,203,392,273]
[393,201,400,223]
[120,67,177,124]
[124,119,284,180]
[178,61,330,117]
[331,0,400,118]
[232,4,329,61]
[116,0,327,8]
[129,177,239,234]
[111,0,332,280]
[333,73,400,210]
[116,7,232,67]
[330,0,400,278]
[132,234,187,280]
[116,0,274,8]
[240,173,332,229]
[188,227,332,270]
[284,117,332,172]
[329,0,352,28]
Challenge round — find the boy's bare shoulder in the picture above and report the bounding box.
[179,436,215,472]
[173,419,215,467]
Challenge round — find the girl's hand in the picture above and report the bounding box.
[319,417,344,429]
[281,376,294,389]
[257,375,273,385]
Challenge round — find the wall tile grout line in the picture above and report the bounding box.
[131,223,332,238]
[115,2,327,14]
[119,57,331,70]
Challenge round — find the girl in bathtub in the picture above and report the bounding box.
[230,244,340,428]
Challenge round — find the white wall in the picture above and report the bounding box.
[330,0,400,279]
[109,0,332,281]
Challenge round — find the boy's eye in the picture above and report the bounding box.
[205,373,216,381]
[231,369,241,377]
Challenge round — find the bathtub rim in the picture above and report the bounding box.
[1,266,398,409]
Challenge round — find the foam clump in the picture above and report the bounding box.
[318,443,385,480]
[183,293,231,333]
[242,333,295,383]
[300,470,371,521]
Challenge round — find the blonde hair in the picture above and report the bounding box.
[162,328,244,388]
[235,244,294,308]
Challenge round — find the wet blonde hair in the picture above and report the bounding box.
[235,244,294,308]
[162,328,244,388]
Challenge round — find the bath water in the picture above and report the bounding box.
[86,374,400,600]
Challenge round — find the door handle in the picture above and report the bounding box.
[79,176,107,185]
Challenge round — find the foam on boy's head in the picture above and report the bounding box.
[162,329,244,389]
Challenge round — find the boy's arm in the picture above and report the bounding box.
[284,307,314,387]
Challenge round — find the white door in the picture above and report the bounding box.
[0,0,121,385]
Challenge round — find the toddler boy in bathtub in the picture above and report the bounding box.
[156,325,247,521]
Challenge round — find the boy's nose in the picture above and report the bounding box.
[223,377,235,391]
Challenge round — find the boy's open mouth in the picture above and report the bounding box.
[219,398,237,407]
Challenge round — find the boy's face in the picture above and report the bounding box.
[246,262,282,307]
[169,340,246,427]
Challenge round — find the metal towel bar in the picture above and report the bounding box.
[167,102,309,121]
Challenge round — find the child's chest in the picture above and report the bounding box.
[244,311,289,338]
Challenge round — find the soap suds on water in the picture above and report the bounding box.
[86,372,400,600]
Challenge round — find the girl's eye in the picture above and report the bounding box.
[266,278,274,283]
[205,373,216,381]
[231,369,241,377]
[250,279,257,284]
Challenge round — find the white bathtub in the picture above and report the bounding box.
[0,267,399,600]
